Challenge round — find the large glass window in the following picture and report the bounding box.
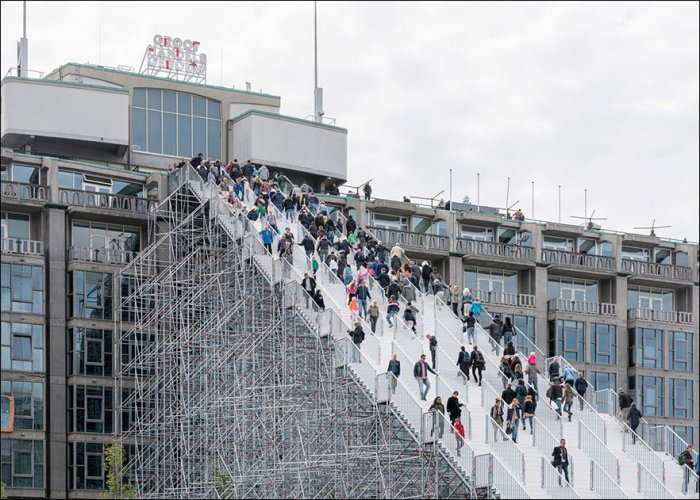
[543,235,574,252]
[629,328,663,368]
[1,263,43,314]
[547,277,598,302]
[621,245,649,262]
[0,381,43,430]
[70,271,113,320]
[627,286,673,313]
[590,323,617,365]
[132,88,221,160]
[67,328,113,377]
[549,319,584,362]
[68,442,104,490]
[2,164,39,184]
[512,314,535,354]
[635,376,663,417]
[590,371,617,393]
[668,331,693,371]
[1,321,44,372]
[1,212,30,241]
[68,385,114,434]
[671,426,694,452]
[460,225,493,241]
[372,213,408,231]
[0,439,43,488]
[669,379,693,419]
[463,267,517,295]
[71,221,140,262]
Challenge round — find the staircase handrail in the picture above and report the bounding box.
[578,420,620,485]
[590,458,629,499]
[636,460,674,498]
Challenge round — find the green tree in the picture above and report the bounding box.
[0,481,7,500]
[102,439,136,500]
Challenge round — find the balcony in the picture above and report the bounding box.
[627,307,693,325]
[457,239,534,269]
[474,289,536,309]
[620,259,691,282]
[548,298,617,317]
[1,237,43,256]
[58,188,156,214]
[1,180,49,202]
[540,249,615,274]
[366,227,448,253]
[68,246,138,265]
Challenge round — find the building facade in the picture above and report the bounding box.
[1,62,698,498]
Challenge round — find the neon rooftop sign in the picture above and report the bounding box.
[139,34,207,83]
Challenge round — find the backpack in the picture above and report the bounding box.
[546,387,552,399]
[678,453,683,465]
[517,385,527,398]
[475,351,485,365]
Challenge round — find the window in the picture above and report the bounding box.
[590,371,617,393]
[1,322,44,372]
[674,252,689,267]
[621,245,649,262]
[512,315,535,354]
[636,376,663,417]
[543,235,574,252]
[3,164,39,184]
[460,225,493,241]
[627,286,672,313]
[653,248,671,265]
[131,88,221,160]
[71,221,140,263]
[0,381,43,430]
[67,328,113,377]
[0,439,43,488]
[669,379,693,419]
[70,271,113,320]
[68,385,113,434]
[668,331,693,371]
[629,328,663,369]
[671,426,694,452]
[372,213,408,231]
[68,442,104,490]
[549,320,584,362]
[463,267,517,296]
[1,212,30,241]
[1,263,43,314]
[547,277,598,302]
[590,323,617,364]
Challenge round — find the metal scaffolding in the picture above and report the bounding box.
[116,174,473,498]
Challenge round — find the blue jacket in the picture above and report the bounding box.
[259,229,274,245]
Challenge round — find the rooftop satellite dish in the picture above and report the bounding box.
[634,219,671,237]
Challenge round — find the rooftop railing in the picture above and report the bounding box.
[58,188,156,213]
[68,246,138,265]
[366,227,449,252]
[473,289,536,308]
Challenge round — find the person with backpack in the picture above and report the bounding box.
[488,315,503,353]
[457,345,472,382]
[548,358,561,382]
[499,356,513,389]
[617,388,632,422]
[463,311,476,344]
[563,366,577,388]
[515,379,528,417]
[547,379,563,417]
[461,288,473,317]
[470,345,485,386]
[574,373,588,411]
[626,401,642,444]
[678,444,696,493]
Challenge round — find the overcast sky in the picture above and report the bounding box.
[1,1,698,242]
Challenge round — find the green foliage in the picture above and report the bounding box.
[102,439,136,500]
[214,472,231,498]
[1,481,7,500]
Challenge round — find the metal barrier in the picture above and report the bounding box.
[680,465,699,496]
[484,413,525,482]
[58,187,156,213]
[491,454,531,499]
[622,419,665,484]
[67,245,137,264]
[590,459,628,499]
[540,456,579,498]
[579,420,620,484]
[637,461,674,498]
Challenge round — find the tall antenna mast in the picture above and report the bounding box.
[313,1,324,123]
[17,0,28,77]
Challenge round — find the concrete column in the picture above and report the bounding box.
[44,205,67,498]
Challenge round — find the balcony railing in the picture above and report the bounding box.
[68,246,139,265]
[621,259,691,281]
[456,239,533,261]
[548,298,617,317]
[627,307,693,325]
[58,188,156,213]
[1,180,49,201]
[474,289,536,308]
[1,237,43,256]
[541,249,615,271]
[366,227,448,251]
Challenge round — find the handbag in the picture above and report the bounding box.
[505,425,513,435]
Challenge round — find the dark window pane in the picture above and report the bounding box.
[147,110,162,154]
[162,90,176,112]
[146,89,161,111]
[163,113,177,156]
[132,88,146,108]
[131,108,146,151]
